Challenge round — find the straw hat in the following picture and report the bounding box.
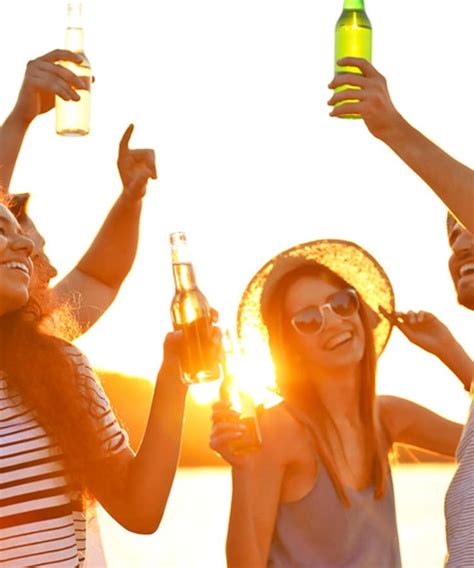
[237,239,395,359]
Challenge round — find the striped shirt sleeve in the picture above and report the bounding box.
[62,344,129,456]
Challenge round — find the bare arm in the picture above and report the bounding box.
[328,58,474,233]
[382,308,473,392]
[380,395,463,457]
[89,331,188,533]
[210,402,286,568]
[0,50,85,190]
[53,124,157,333]
[90,324,221,533]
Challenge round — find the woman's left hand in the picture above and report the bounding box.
[382,308,455,356]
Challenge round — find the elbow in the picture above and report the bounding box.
[120,512,165,535]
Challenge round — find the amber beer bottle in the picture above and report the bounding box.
[170,232,220,384]
[334,0,372,119]
[219,331,262,455]
[55,2,92,136]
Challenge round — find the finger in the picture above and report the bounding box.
[328,73,368,90]
[29,70,80,101]
[416,312,425,324]
[210,308,219,323]
[379,305,396,322]
[329,102,363,117]
[212,409,242,423]
[130,148,156,166]
[34,60,86,89]
[407,311,416,325]
[119,124,134,155]
[327,89,365,106]
[39,49,84,64]
[211,326,222,345]
[335,57,378,77]
[210,431,244,451]
[211,421,246,435]
[212,400,233,411]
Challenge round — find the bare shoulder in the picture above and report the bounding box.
[376,395,408,443]
[259,402,309,462]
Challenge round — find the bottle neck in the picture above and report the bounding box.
[343,0,366,9]
[172,262,198,292]
[65,3,85,53]
[65,27,85,53]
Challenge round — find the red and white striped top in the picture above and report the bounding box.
[0,345,127,567]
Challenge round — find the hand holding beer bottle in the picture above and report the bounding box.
[332,0,372,119]
[170,232,221,385]
[218,331,262,456]
[210,330,262,463]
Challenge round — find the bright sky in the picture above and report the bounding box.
[1,0,472,421]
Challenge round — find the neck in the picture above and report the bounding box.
[343,0,365,10]
[308,364,361,421]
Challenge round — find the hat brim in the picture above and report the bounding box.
[237,239,395,361]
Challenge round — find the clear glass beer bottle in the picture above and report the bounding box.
[55,2,92,136]
[219,331,262,455]
[170,232,220,384]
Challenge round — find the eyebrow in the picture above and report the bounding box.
[0,214,25,234]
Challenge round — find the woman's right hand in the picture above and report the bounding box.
[210,401,253,468]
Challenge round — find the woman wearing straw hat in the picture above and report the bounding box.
[210,239,466,568]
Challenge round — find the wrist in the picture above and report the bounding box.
[376,111,410,145]
[8,104,35,129]
[156,365,188,395]
[118,189,144,208]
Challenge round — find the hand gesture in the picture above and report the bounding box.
[13,50,86,124]
[381,307,455,357]
[327,58,402,139]
[117,124,157,201]
[210,401,253,468]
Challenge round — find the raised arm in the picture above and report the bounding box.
[381,308,473,393]
[379,395,463,458]
[87,331,187,533]
[328,58,474,234]
[0,50,85,191]
[53,124,157,332]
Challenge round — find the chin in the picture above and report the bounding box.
[0,291,29,317]
[457,291,474,310]
[320,342,365,369]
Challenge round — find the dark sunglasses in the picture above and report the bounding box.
[290,288,360,336]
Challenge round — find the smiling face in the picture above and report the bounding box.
[284,275,366,373]
[448,220,474,310]
[0,204,35,316]
[18,213,58,289]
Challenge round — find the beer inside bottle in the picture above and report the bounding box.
[170,232,220,385]
[334,0,372,119]
[220,331,262,455]
[56,2,91,136]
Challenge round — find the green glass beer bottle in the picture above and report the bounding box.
[334,0,372,119]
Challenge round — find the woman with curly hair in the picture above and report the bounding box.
[0,198,196,567]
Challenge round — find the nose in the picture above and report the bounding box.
[12,232,34,257]
[320,304,344,329]
[453,231,474,256]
